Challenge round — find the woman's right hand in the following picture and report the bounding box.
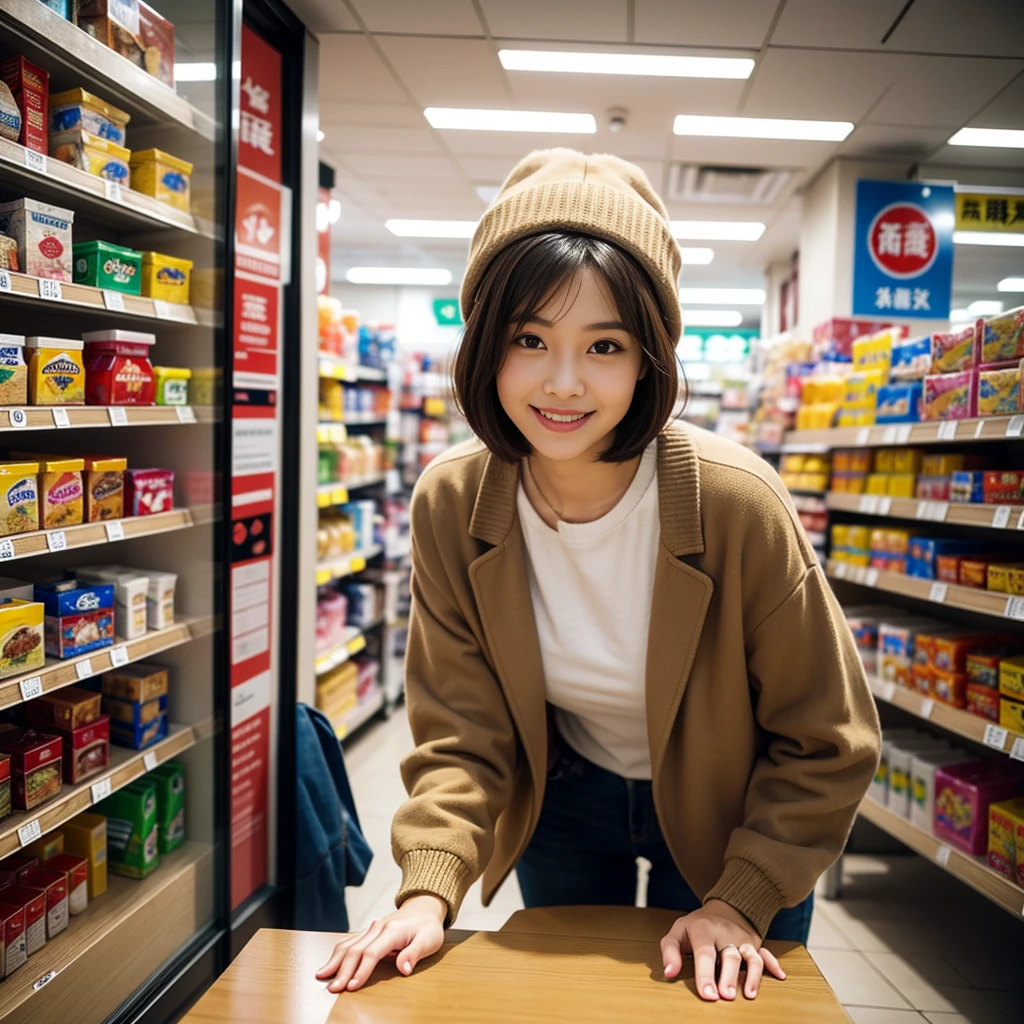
[316,894,447,994]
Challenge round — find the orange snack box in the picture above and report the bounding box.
[966,682,1000,721]
[960,559,992,589]
[912,663,934,696]
[932,669,969,709]
[935,555,964,585]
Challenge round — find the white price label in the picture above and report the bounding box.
[882,426,897,444]
[0,539,14,560]
[8,408,27,428]
[1018,510,1024,531]
[90,778,112,804]
[929,582,948,603]
[103,289,125,312]
[935,844,951,867]
[974,420,986,439]
[856,427,871,446]
[937,421,957,441]
[1007,415,1024,438]
[916,502,930,520]
[860,495,880,514]
[52,407,70,428]
[176,405,196,423]
[105,520,125,542]
[881,681,897,702]
[108,406,128,426]
[18,676,42,702]
[1006,596,1024,621]
[46,530,67,552]
[37,279,62,301]
[878,497,893,515]
[143,751,158,771]
[17,819,42,847]
[931,501,949,522]
[984,724,1009,751]
[0,270,11,292]
[1010,738,1024,762]
[920,698,935,720]
[109,645,129,668]
[75,658,93,680]
[865,568,880,587]
[895,425,913,444]
[153,299,180,320]
[103,179,123,204]
[24,149,46,174]
[834,561,848,579]
[992,506,1012,529]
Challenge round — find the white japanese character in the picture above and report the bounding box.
[903,222,931,260]
[893,287,912,310]
[912,288,931,311]
[241,111,276,157]
[241,76,271,115]
[875,286,893,309]
[877,222,902,257]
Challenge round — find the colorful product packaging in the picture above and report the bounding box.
[125,468,174,515]
[62,811,107,898]
[143,571,175,628]
[983,470,1024,504]
[22,831,62,862]
[923,370,977,420]
[25,337,85,405]
[888,738,951,817]
[966,681,1000,721]
[191,368,216,405]
[20,867,68,939]
[1001,656,1024,702]
[73,241,142,294]
[139,250,192,303]
[102,662,168,702]
[0,854,38,885]
[978,307,1024,365]
[0,55,48,154]
[105,694,167,749]
[26,686,102,730]
[934,760,1024,854]
[129,149,192,212]
[988,563,1024,594]
[46,852,88,915]
[153,366,190,405]
[890,335,931,380]
[49,128,130,182]
[139,2,176,87]
[0,729,62,810]
[0,334,28,406]
[987,797,1024,879]
[0,887,45,955]
[30,454,84,529]
[79,2,146,69]
[55,714,110,783]
[950,471,985,504]
[96,778,160,878]
[0,198,74,282]
[875,382,922,423]
[149,760,185,854]
[932,669,969,708]
[49,87,130,145]
[82,455,126,522]
[0,754,9,821]
[960,558,993,589]
[77,566,149,639]
[82,329,156,405]
[0,597,44,679]
[918,477,952,502]
[976,361,1022,417]
[1001,697,1024,734]
[966,651,1009,690]
[34,578,115,658]
[931,324,979,374]
[0,901,26,978]
[0,461,39,537]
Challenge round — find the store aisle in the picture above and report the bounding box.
[345,714,1020,1023]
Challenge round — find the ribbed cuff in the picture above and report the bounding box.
[703,858,786,939]
[395,849,473,927]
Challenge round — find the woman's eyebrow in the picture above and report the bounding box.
[523,316,628,331]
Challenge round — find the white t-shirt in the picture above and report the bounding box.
[517,444,659,780]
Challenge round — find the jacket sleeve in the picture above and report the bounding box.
[390,486,518,925]
[703,562,882,936]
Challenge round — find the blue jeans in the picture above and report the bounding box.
[516,740,814,943]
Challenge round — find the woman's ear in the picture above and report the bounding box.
[638,358,649,381]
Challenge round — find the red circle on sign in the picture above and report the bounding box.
[867,203,937,279]
[38,236,64,260]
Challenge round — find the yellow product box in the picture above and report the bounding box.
[866,473,890,495]
[49,127,130,182]
[845,370,887,404]
[23,829,63,862]
[848,551,871,567]
[892,449,923,475]
[988,563,1024,595]
[870,527,889,551]
[191,368,218,406]
[780,454,806,474]
[140,251,193,305]
[888,474,917,498]
[62,811,108,898]
[847,525,871,551]
[25,336,85,405]
[831,524,849,550]
[0,460,39,536]
[999,697,1024,735]
[921,454,965,477]
[802,456,831,474]
[875,449,897,473]
[987,797,1024,880]
[1000,656,1024,702]
[977,361,1022,418]
[804,377,845,404]
[0,596,44,680]
[1008,566,1024,598]
[129,149,193,212]
[853,334,894,375]
[796,472,829,492]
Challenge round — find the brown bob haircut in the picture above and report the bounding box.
[453,231,682,464]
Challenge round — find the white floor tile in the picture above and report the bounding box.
[808,906,856,950]
[844,1008,926,1024]
[863,952,972,1012]
[812,949,912,1009]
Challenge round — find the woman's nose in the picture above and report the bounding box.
[544,357,585,398]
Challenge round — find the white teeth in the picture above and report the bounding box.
[537,410,589,423]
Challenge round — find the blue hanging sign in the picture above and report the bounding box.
[852,180,954,320]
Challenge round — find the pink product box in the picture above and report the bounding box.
[978,306,1024,365]
[930,323,980,374]
[933,760,1024,855]
[315,590,348,656]
[916,476,951,501]
[922,370,977,420]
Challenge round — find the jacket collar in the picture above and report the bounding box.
[468,419,704,556]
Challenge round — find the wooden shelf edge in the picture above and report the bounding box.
[784,414,1023,450]
[827,492,1024,531]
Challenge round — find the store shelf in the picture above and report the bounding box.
[0,722,197,859]
[858,797,1024,920]
[0,507,193,563]
[0,0,216,141]
[314,544,383,586]
[826,559,1024,623]
[0,405,207,432]
[315,473,386,507]
[343,412,388,426]
[314,626,368,675]
[336,687,385,741]
[0,841,212,1022]
[783,414,1024,451]
[865,674,1024,758]
[0,270,200,324]
[317,354,388,383]
[827,491,1024,531]
[0,618,202,712]
[0,136,210,238]
[316,422,348,444]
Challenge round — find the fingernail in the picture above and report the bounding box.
[704,985,716,998]
[664,965,672,977]
[402,962,412,975]
[727,987,735,998]
[347,980,358,990]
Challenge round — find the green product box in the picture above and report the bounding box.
[148,761,185,854]
[95,778,160,878]
[72,240,143,295]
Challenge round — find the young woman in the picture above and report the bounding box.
[318,149,881,1001]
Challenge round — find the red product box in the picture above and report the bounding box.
[0,55,49,154]
[0,729,63,811]
[54,715,109,784]
[19,868,67,939]
[935,555,963,585]
[933,633,1003,673]
[139,1,175,88]
[983,470,1024,504]
[912,663,933,696]
[0,886,45,955]
[0,854,37,887]
[0,901,26,978]
[932,669,969,708]
[125,468,174,516]
[45,853,88,915]
[967,682,1000,721]
[82,332,156,406]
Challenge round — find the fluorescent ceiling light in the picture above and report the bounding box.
[948,127,1024,149]
[997,277,1024,292]
[949,308,972,322]
[671,220,765,241]
[386,219,476,239]
[679,309,744,327]
[346,267,453,286]
[498,49,753,80]
[953,231,1024,247]
[424,107,596,133]
[174,62,217,82]
[680,287,765,305]
[966,300,1003,316]
[316,129,325,142]
[679,247,715,265]
[673,114,853,142]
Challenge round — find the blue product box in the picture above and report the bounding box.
[109,709,169,751]
[34,580,115,658]
[890,335,931,380]
[876,381,923,423]
[908,537,983,566]
[950,471,985,504]
[907,558,935,580]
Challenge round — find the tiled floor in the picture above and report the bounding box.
[344,711,1024,1022]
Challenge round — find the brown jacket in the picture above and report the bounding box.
[392,420,881,937]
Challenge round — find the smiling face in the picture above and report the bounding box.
[495,269,647,463]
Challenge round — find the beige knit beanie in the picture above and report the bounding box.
[460,148,682,342]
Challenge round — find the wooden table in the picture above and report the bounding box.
[182,906,849,1023]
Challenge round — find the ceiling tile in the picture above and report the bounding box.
[341,153,460,179]
[377,36,510,106]
[890,0,1024,58]
[772,0,906,48]
[670,133,838,172]
[838,123,951,159]
[326,125,444,155]
[479,0,627,42]
[634,0,778,48]
[456,155,526,181]
[318,35,408,103]
[320,100,422,128]
[958,70,1024,131]
[283,0,360,32]
[922,144,1024,170]
[350,0,482,35]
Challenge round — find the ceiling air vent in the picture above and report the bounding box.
[668,163,792,205]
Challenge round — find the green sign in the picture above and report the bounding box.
[678,328,757,364]
[433,298,463,326]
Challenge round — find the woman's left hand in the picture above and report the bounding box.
[660,898,786,1001]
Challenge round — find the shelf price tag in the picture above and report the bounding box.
[108,406,128,426]
[103,179,123,204]
[929,582,948,603]
[1010,738,1024,762]
[176,406,196,423]
[75,658,93,680]
[916,502,930,520]
[17,818,41,847]
[37,279,62,301]
[90,777,112,804]
[877,497,893,516]
[855,427,871,446]
[152,299,181,320]
[992,506,1012,529]
[103,289,125,312]
[0,539,14,560]
[834,561,848,579]
[18,676,42,702]
[47,530,67,552]
[8,408,27,428]
[920,698,935,720]
[1006,596,1024,621]
[935,844,951,867]
[974,420,986,439]
[1006,415,1024,438]
[143,751,159,771]
[930,502,949,522]
[865,568,879,587]
[937,421,957,441]
[105,520,125,542]
[983,724,1009,751]
[895,424,913,443]
[24,149,46,175]
[1018,510,1024,530]
[859,495,880,514]
[881,681,897,702]
[0,270,11,292]
[882,426,897,444]
[51,408,70,428]
[109,645,129,668]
